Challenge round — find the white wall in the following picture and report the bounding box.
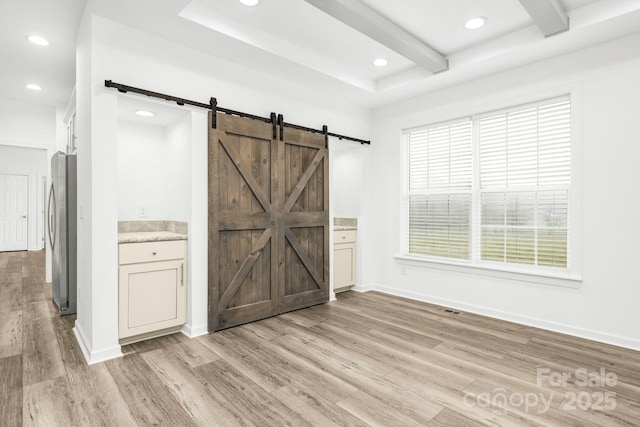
[0,98,56,147]
[332,142,364,219]
[185,110,209,337]
[117,114,192,221]
[117,121,169,220]
[73,13,371,362]
[0,145,47,251]
[165,114,192,223]
[74,6,91,359]
[363,34,640,350]
[85,88,120,361]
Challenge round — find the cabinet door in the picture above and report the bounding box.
[334,243,356,289]
[119,259,186,339]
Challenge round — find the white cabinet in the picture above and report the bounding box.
[334,230,356,292]
[118,240,186,343]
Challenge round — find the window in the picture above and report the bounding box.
[406,96,572,274]
[408,120,472,260]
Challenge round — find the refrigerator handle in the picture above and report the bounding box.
[47,182,56,249]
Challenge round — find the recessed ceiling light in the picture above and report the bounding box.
[135,110,155,117]
[26,84,42,91]
[465,17,487,30]
[373,58,388,67]
[27,35,50,46]
[239,0,260,6]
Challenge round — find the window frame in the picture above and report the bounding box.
[397,88,582,288]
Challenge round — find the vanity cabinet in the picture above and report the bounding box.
[334,229,356,292]
[118,239,186,342]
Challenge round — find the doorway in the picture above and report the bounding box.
[0,145,48,252]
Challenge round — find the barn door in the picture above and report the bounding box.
[208,113,279,331]
[208,113,329,332]
[278,125,329,312]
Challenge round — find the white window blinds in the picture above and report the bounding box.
[479,98,571,188]
[406,95,572,271]
[408,120,472,260]
[478,97,570,268]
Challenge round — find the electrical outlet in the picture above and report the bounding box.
[401,266,407,276]
[138,205,148,218]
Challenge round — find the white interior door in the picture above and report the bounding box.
[0,174,29,251]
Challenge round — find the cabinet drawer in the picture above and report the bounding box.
[119,240,186,265]
[334,230,356,243]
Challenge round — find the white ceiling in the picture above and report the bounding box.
[117,95,190,127]
[1,0,639,109]
[0,0,85,106]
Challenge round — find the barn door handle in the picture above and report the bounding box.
[181,263,184,286]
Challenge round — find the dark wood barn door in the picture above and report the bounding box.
[279,125,329,313]
[209,113,329,332]
[208,113,279,331]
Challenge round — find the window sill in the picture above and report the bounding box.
[394,255,582,289]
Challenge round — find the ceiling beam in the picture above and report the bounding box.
[518,0,569,36]
[303,0,448,73]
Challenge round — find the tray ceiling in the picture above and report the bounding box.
[1,0,638,108]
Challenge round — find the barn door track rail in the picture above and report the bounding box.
[104,80,371,145]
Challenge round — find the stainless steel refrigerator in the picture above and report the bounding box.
[48,152,77,315]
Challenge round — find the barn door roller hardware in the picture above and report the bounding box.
[104,80,371,145]
[277,114,284,141]
[270,112,278,140]
[210,98,217,129]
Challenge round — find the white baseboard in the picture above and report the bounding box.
[329,291,337,302]
[355,284,640,352]
[181,323,208,338]
[73,322,123,365]
[351,282,379,293]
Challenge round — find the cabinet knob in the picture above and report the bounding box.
[152,251,157,255]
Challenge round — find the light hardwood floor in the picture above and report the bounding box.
[2,250,639,426]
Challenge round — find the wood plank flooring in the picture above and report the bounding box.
[2,250,640,426]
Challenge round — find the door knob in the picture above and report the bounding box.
[22,215,27,218]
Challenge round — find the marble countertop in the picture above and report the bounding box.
[334,218,357,231]
[334,225,357,231]
[118,231,188,244]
